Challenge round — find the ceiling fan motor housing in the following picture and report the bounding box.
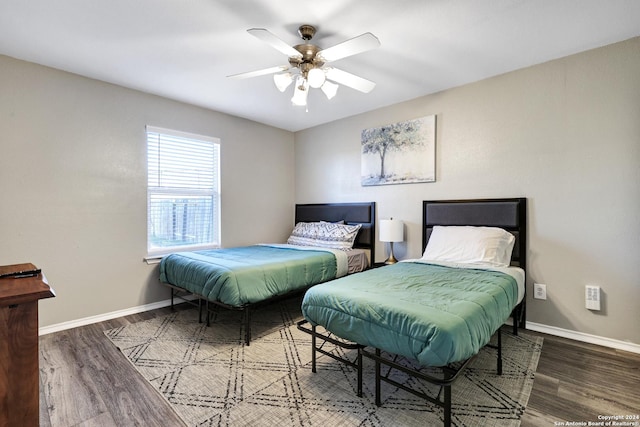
[290,26,326,77]
[290,44,324,70]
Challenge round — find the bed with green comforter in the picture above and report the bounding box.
[301,260,519,366]
[160,244,346,307]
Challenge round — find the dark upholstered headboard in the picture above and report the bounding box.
[422,198,527,270]
[294,202,376,252]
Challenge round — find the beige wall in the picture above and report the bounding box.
[2,37,638,346]
[294,38,640,344]
[0,55,295,327]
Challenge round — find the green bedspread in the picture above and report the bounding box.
[301,261,518,366]
[160,245,339,307]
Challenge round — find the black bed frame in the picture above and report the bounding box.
[297,197,527,427]
[166,201,376,345]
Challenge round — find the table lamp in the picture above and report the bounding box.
[379,218,404,264]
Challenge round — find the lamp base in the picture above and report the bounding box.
[384,243,399,265]
[384,254,398,265]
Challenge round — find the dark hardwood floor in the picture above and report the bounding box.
[39,305,640,426]
[520,332,640,426]
[39,305,191,427]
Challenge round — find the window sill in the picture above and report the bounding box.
[144,256,164,265]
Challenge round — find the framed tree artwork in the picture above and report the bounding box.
[361,115,436,186]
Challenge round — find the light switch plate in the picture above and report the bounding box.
[586,285,601,310]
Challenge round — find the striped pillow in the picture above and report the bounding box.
[287,221,361,250]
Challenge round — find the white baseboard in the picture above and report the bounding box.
[526,321,640,354]
[38,295,197,336]
[39,301,640,355]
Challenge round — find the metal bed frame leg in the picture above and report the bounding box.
[512,300,527,336]
[206,300,211,326]
[362,346,469,427]
[297,320,364,398]
[443,375,452,427]
[497,327,503,375]
[357,348,363,398]
[375,348,381,406]
[311,325,317,373]
[244,308,252,346]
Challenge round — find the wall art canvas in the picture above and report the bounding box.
[361,115,436,186]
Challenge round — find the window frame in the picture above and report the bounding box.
[145,125,221,257]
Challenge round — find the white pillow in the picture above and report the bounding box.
[421,226,515,267]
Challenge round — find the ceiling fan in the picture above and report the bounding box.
[228,24,380,107]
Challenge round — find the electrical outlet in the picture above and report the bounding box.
[533,283,547,300]
[586,285,601,310]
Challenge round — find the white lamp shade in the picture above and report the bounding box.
[379,219,404,243]
[307,68,326,88]
[320,80,339,99]
[273,73,293,92]
[291,77,308,106]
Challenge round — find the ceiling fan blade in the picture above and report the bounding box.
[227,65,289,79]
[247,28,303,58]
[318,32,380,62]
[325,68,376,93]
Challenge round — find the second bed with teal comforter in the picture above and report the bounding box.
[301,261,519,366]
[160,245,344,307]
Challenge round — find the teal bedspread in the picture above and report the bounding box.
[160,245,338,307]
[301,261,518,366]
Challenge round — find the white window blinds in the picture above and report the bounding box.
[146,126,220,255]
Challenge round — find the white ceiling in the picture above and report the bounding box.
[1,0,639,132]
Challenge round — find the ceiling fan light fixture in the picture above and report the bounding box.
[291,77,308,106]
[234,25,380,110]
[320,80,339,100]
[307,68,326,88]
[273,72,293,92]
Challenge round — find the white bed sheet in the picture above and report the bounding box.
[345,248,369,274]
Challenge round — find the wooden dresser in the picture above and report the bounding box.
[0,263,55,427]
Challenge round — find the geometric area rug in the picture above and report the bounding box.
[104,298,543,427]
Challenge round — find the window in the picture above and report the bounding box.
[146,126,220,255]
